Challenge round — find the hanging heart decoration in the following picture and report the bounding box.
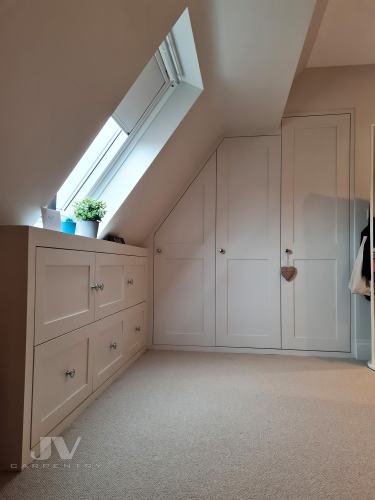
[281,266,297,282]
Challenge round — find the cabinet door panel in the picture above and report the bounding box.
[216,136,281,348]
[35,248,95,344]
[154,154,216,346]
[281,114,351,351]
[124,303,147,361]
[95,254,126,319]
[31,325,93,447]
[124,256,147,308]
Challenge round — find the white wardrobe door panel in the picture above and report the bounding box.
[216,136,281,348]
[153,153,216,346]
[35,248,95,344]
[281,114,351,351]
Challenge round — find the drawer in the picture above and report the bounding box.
[31,325,93,447]
[95,254,127,320]
[124,302,147,361]
[35,248,96,344]
[93,313,125,391]
[124,256,147,308]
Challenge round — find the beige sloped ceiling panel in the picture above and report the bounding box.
[0,0,185,225]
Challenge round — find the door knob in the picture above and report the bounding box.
[218,248,226,254]
[135,326,141,332]
[156,248,162,254]
[65,368,76,378]
[110,342,117,350]
[90,283,100,291]
[127,278,134,285]
[98,282,104,291]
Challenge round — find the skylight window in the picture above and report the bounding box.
[50,8,203,234]
[57,118,128,210]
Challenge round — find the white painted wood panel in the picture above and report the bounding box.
[95,253,126,320]
[216,136,281,348]
[35,248,95,344]
[124,302,147,361]
[124,256,147,308]
[31,324,93,447]
[281,114,351,351]
[93,312,125,391]
[153,154,216,346]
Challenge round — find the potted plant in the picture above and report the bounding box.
[73,198,106,238]
[61,216,76,235]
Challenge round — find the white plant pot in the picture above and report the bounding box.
[75,220,99,238]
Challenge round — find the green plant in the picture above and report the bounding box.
[73,198,107,222]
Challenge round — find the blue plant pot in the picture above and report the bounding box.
[61,221,76,234]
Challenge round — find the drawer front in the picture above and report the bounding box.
[125,256,147,308]
[95,254,127,320]
[35,248,96,344]
[31,325,93,447]
[93,313,125,391]
[124,302,147,361]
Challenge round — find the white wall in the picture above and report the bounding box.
[285,65,375,352]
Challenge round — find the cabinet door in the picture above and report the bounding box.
[281,114,351,351]
[124,256,147,308]
[154,154,216,346]
[95,253,127,320]
[216,136,281,348]
[93,313,125,391]
[124,303,147,361]
[31,325,93,447]
[35,248,95,344]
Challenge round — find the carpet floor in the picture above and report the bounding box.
[1,350,375,499]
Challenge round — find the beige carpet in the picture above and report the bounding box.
[1,350,375,500]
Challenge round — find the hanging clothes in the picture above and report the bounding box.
[349,236,371,296]
[361,218,375,282]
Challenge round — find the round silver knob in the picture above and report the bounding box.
[135,326,141,332]
[65,368,76,378]
[127,278,134,285]
[98,282,104,291]
[218,248,226,254]
[156,248,162,254]
[90,283,100,291]
[110,342,117,350]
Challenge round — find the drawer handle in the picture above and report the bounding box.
[127,278,134,285]
[98,282,104,291]
[65,368,76,378]
[110,342,117,350]
[135,326,141,332]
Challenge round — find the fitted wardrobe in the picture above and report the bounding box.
[154,114,351,353]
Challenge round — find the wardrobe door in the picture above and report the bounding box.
[216,136,281,348]
[281,114,351,351]
[153,154,216,346]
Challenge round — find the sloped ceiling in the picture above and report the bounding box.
[308,0,375,67]
[0,0,316,245]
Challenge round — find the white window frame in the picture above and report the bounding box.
[58,47,179,212]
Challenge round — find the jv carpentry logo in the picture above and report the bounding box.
[11,436,100,470]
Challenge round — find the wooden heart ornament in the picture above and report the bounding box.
[281,266,297,282]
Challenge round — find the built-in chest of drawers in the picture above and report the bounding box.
[0,226,148,470]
